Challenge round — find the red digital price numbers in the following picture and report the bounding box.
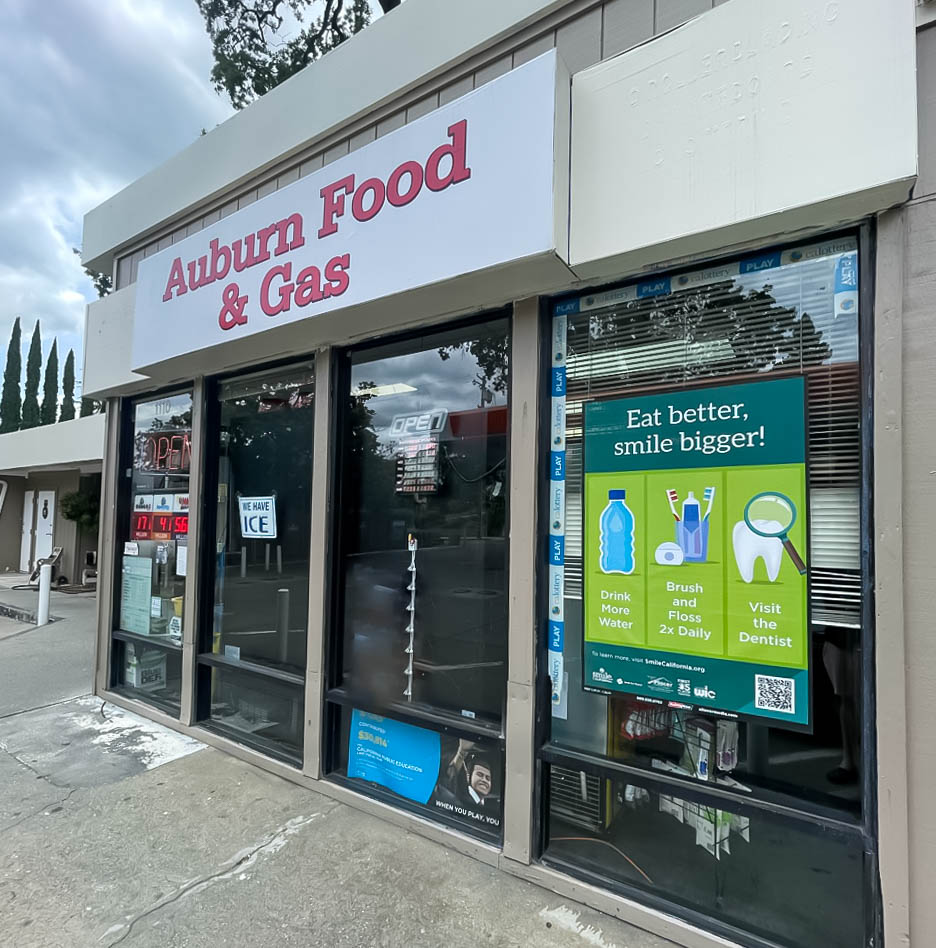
[132,512,152,540]
[132,512,188,541]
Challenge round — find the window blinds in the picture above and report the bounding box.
[561,241,861,628]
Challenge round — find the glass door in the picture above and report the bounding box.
[196,361,315,765]
[325,314,510,841]
[111,391,193,716]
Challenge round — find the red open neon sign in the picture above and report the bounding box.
[139,429,191,473]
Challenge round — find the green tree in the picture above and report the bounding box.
[60,349,76,422]
[0,317,22,433]
[80,397,97,417]
[196,0,373,110]
[72,247,112,298]
[40,338,58,426]
[21,321,41,429]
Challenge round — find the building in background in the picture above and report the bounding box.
[77,1,929,946]
[0,413,105,582]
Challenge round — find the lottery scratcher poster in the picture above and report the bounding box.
[582,377,810,727]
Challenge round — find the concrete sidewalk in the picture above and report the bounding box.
[0,580,675,948]
[0,580,97,718]
[0,701,674,948]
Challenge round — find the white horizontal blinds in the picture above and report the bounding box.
[563,241,861,627]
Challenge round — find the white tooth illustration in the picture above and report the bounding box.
[732,520,783,583]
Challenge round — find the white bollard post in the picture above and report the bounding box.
[37,564,51,627]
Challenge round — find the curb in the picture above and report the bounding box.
[0,601,59,624]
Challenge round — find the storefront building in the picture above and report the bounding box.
[80,1,930,945]
[0,414,105,580]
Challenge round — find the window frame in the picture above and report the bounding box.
[321,309,514,838]
[532,224,880,948]
[193,355,318,767]
[110,384,195,718]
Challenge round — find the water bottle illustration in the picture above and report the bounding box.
[599,489,635,575]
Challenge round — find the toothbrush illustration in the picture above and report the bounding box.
[666,489,680,521]
[702,486,716,520]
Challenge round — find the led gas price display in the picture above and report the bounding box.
[582,378,810,726]
[131,512,189,540]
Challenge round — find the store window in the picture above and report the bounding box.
[325,316,509,841]
[112,391,193,716]
[540,235,874,947]
[196,362,315,764]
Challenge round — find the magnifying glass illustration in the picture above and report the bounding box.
[743,491,806,575]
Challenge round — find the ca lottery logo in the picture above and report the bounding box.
[550,482,564,532]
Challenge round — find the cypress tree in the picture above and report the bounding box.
[0,317,22,433]
[39,339,58,426]
[80,397,95,417]
[60,349,76,422]
[21,321,41,429]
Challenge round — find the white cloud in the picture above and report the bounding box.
[0,0,234,391]
[0,0,382,394]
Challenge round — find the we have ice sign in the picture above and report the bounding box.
[238,496,277,539]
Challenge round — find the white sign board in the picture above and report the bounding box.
[133,51,565,371]
[238,496,277,539]
[569,0,917,276]
[153,493,174,513]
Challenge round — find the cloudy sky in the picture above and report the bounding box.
[0,0,382,403]
[0,0,236,396]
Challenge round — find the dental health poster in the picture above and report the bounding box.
[583,377,809,726]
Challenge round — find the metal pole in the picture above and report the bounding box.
[240,547,247,579]
[265,544,271,572]
[277,588,290,664]
[276,545,282,575]
[37,563,51,626]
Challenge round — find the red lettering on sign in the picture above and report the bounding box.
[319,175,355,239]
[260,263,293,317]
[387,160,423,207]
[209,238,232,282]
[352,177,386,222]
[426,120,471,191]
[274,213,305,256]
[162,257,188,301]
[324,254,351,298]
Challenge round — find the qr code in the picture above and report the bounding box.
[755,675,795,714]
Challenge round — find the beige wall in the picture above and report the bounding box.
[915,24,936,199]
[0,414,105,475]
[0,476,26,573]
[900,194,936,945]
